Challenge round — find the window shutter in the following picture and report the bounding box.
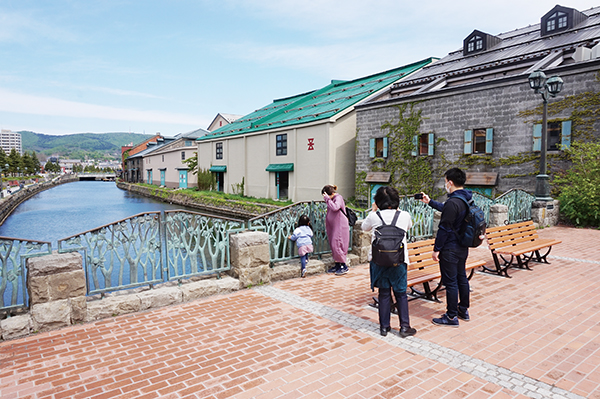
[561,120,572,149]
[369,138,375,157]
[533,124,542,152]
[411,135,418,156]
[383,137,388,158]
[485,128,494,154]
[464,130,473,154]
[428,133,434,156]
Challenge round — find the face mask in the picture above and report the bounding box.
[444,182,451,194]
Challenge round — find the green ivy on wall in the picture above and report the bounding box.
[355,103,448,200]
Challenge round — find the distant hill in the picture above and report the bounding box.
[19,131,154,161]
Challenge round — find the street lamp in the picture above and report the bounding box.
[528,70,564,201]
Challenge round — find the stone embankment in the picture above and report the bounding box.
[117,182,281,219]
[0,175,78,225]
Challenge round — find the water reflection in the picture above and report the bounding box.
[0,181,199,245]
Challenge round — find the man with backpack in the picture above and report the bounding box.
[362,186,417,338]
[420,168,473,327]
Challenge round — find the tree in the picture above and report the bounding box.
[7,148,23,176]
[29,152,41,174]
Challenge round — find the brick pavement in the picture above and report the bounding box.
[0,226,599,398]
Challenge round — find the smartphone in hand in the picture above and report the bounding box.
[414,193,423,200]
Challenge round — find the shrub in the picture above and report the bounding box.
[197,168,215,191]
[553,141,600,227]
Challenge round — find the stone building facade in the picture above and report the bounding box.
[355,5,600,202]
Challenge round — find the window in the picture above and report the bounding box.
[533,121,571,151]
[464,129,493,155]
[161,155,164,162]
[467,35,483,52]
[181,151,186,160]
[276,134,287,156]
[216,142,223,159]
[411,133,435,156]
[369,137,388,158]
[547,11,568,32]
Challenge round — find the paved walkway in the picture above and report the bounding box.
[1,226,599,398]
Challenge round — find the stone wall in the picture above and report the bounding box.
[356,67,600,198]
[117,182,280,219]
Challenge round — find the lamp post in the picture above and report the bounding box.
[528,70,564,201]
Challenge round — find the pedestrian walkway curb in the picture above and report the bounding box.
[254,285,585,399]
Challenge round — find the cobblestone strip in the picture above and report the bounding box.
[548,255,600,265]
[254,285,585,399]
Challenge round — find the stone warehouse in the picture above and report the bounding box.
[355,4,600,202]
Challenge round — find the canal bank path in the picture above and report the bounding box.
[1,225,599,398]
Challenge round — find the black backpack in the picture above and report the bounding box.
[453,196,487,248]
[372,211,406,267]
[341,207,358,227]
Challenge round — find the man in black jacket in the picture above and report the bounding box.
[420,168,471,327]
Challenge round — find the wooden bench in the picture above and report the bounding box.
[370,239,486,309]
[484,220,562,278]
[405,239,486,302]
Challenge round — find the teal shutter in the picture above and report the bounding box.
[485,128,494,154]
[561,120,572,149]
[464,130,473,154]
[428,133,434,156]
[369,138,375,157]
[382,137,388,158]
[533,124,542,152]
[411,135,418,156]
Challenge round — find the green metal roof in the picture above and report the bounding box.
[198,58,434,141]
[265,163,294,172]
[209,165,227,172]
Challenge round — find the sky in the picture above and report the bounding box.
[0,0,599,137]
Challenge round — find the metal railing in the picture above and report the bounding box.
[495,189,536,223]
[247,201,355,263]
[57,210,245,296]
[0,237,51,312]
[164,210,245,281]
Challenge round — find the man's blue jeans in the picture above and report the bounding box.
[438,246,470,319]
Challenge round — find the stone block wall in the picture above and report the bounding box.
[356,68,600,198]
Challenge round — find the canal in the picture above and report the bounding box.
[0,180,200,246]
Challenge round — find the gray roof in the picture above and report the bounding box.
[385,5,600,96]
[127,138,176,159]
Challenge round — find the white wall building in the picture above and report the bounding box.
[0,129,22,155]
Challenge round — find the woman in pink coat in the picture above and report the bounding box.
[322,185,350,275]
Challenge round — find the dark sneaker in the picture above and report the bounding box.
[457,309,470,321]
[432,314,459,327]
[335,264,348,276]
[301,268,307,278]
[399,326,417,338]
[327,264,339,274]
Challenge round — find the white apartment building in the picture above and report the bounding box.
[0,129,22,155]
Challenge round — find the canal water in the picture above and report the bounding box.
[0,181,199,246]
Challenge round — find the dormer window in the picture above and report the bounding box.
[463,30,501,56]
[467,36,483,52]
[541,5,587,37]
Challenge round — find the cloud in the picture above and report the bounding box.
[0,88,207,126]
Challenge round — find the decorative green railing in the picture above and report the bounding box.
[472,192,494,224]
[247,201,353,263]
[164,210,245,281]
[58,211,164,295]
[398,196,436,241]
[0,237,52,312]
[57,210,245,296]
[495,189,535,223]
